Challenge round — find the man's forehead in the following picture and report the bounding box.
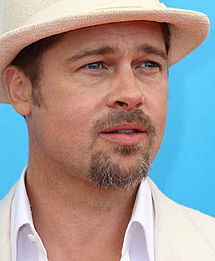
[64,44,167,65]
[44,21,167,63]
[59,21,165,51]
[45,21,167,63]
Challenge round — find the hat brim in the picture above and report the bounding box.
[0,6,209,103]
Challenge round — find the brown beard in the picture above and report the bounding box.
[88,110,156,189]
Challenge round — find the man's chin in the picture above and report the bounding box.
[113,144,142,156]
[88,150,152,190]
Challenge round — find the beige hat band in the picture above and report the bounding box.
[3,0,165,32]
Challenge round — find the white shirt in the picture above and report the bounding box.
[11,168,155,261]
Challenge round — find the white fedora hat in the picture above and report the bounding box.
[0,0,209,103]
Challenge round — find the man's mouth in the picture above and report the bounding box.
[103,129,141,134]
[100,124,146,133]
[98,124,147,146]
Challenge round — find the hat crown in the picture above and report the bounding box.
[3,0,163,33]
[3,0,60,32]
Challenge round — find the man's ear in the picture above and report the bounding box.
[3,66,32,116]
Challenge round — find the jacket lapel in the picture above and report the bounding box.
[0,184,17,261]
[154,230,182,261]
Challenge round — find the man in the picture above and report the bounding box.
[0,0,215,260]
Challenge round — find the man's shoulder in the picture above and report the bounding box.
[0,183,17,228]
[181,201,215,242]
[0,183,17,239]
[0,183,17,210]
[148,178,215,251]
[0,184,17,261]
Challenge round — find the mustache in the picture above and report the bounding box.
[92,109,156,135]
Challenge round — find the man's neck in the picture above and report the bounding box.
[26,164,138,261]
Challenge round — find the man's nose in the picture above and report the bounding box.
[106,66,144,111]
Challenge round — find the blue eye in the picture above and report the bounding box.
[136,61,161,73]
[84,62,104,70]
[140,61,159,68]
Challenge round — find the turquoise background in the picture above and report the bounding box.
[0,1,215,217]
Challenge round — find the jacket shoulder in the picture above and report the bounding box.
[148,178,215,250]
[0,184,17,261]
[181,202,215,246]
[0,184,17,210]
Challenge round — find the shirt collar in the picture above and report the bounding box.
[11,167,33,233]
[11,168,154,261]
[121,177,154,261]
[11,167,47,261]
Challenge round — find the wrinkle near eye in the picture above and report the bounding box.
[134,61,161,74]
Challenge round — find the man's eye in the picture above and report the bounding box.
[139,61,160,69]
[83,62,105,70]
[135,61,162,74]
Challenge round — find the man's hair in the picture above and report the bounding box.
[10,23,170,107]
[11,34,64,107]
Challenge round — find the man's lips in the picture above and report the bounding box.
[98,124,147,146]
[99,124,147,133]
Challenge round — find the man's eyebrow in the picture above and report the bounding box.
[65,46,118,63]
[137,44,168,61]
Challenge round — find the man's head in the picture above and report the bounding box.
[3,21,168,189]
[0,0,210,190]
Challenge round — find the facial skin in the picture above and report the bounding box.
[5,21,168,190]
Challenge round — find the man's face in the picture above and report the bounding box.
[28,21,168,189]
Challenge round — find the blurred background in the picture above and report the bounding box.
[0,0,215,217]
